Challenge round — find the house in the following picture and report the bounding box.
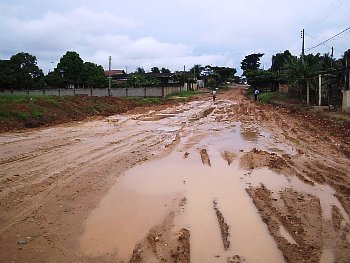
[145,73,181,85]
[104,69,127,82]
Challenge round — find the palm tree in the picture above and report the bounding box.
[283,56,322,101]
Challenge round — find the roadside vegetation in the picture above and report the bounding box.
[0,89,204,132]
[0,95,137,132]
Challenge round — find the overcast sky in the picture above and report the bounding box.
[0,0,349,74]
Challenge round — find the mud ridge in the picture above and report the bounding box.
[200,148,211,166]
[129,212,190,263]
[213,199,230,250]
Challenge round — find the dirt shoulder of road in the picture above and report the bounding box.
[0,94,196,133]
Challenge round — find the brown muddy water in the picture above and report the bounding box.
[79,100,346,262]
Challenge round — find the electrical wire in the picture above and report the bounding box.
[305,26,350,52]
[306,0,348,29]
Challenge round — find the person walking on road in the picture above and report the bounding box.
[254,88,260,102]
[212,88,218,101]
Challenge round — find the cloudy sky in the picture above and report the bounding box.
[0,0,349,74]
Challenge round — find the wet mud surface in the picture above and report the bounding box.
[0,87,350,262]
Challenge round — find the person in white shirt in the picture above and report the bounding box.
[254,88,260,101]
[212,88,218,101]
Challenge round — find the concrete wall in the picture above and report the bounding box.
[0,85,187,98]
[342,90,350,113]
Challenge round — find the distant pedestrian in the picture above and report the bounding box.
[254,88,260,102]
[212,88,218,101]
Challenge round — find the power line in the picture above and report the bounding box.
[305,26,350,52]
[306,0,348,29]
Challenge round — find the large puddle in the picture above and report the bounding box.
[80,149,285,262]
[79,100,347,262]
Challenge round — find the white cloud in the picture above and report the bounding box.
[1,0,349,74]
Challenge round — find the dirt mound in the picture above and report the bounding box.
[129,213,190,263]
[240,148,288,171]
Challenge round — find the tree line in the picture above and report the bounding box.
[0,51,108,90]
[240,49,350,96]
[3,48,348,92]
[0,51,238,90]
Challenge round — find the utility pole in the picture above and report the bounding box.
[194,65,196,80]
[345,51,348,90]
[328,47,334,108]
[108,56,111,96]
[301,29,308,105]
[331,47,334,69]
[301,29,305,66]
[183,65,186,90]
[319,74,322,106]
[344,51,349,90]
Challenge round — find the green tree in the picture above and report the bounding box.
[189,64,201,79]
[151,67,160,74]
[207,73,221,88]
[0,60,16,89]
[56,51,84,82]
[271,50,294,72]
[127,74,160,87]
[82,62,107,87]
[245,69,280,90]
[241,53,264,75]
[44,71,65,88]
[5,52,44,89]
[161,67,171,73]
[212,66,237,83]
[135,67,145,74]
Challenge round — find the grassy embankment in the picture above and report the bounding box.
[0,90,201,132]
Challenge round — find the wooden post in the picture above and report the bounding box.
[318,74,322,106]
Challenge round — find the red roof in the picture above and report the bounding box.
[104,69,126,76]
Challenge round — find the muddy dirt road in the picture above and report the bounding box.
[0,87,349,263]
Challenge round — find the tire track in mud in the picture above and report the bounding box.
[0,101,203,259]
[0,119,185,238]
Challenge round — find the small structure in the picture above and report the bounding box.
[104,69,127,82]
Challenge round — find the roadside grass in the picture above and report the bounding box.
[125,97,161,105]
[258,92,275,103]
[167,90,200,98]
[244,90,289,103]
[259,91,289,103]
[0,95,50,121]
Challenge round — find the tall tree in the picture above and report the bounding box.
[161,67,171,73]
[151,67,160,74]
[0,60,16,89]
[82,62,107,87]
[189,64,201,79]
[135,67,145,74]
[271,50,294,72]
[211,66,237,82]
[6,52,44,89]
[56,51,84,82]
[241,53,264,75]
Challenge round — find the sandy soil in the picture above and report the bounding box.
[0,86,349,262]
